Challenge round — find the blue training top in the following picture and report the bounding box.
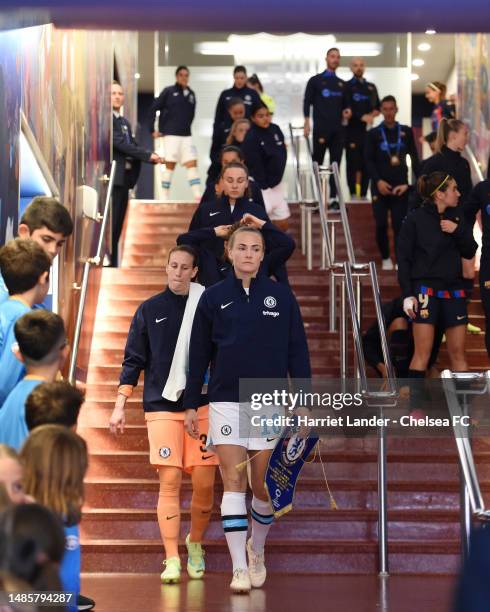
[183,272,311,409]
[0,378,43,449]
[0,298,30,407]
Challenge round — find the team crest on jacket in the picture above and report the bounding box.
[264,296,277,308]
[159,447,171,458]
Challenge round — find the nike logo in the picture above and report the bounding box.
[221,301,233,310]
[166,515,178,520]
[266,437,276,442]
[155,317,167,323]
[457,315,466,320]
[201,455,214,461]
[209,211,221,216]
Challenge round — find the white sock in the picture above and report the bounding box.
[186,166,201,198]
[221,491,248,572]
[251,496,274,553]
[161,168,174,200]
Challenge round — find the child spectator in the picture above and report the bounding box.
[0,240,51,406]
[0,445,32,504]
[0,503,65,596]
[25,381,83,432]
[0,311,67,450]
[20,425,88,612]
[0,197,73,305]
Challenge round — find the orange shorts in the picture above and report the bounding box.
[145,406,219,473]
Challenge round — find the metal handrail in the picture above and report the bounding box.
[441,370,490,560]
[68,161,116,384]
[343,260,398,576]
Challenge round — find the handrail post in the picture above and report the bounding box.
[340,277,348,379]
[332,162,356,265]
[306,207,313,271]
[378,421,389,575]
[329,270,336,332]
[67,161,116,384]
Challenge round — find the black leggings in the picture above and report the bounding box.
[372,193,409,260]
[312,129,344,199]
[479,259,490,358]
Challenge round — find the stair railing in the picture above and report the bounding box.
[441,370,490,561]
[344,260,397,576]
[465,144,485,183]
[68,160,116,384]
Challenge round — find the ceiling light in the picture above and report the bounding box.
[425,29,436,35]
[134,72,141,79]
[418,42,431,51]
[411,73,420,81]
[412,58,424,67]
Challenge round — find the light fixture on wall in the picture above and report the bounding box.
[134,72,141,79]
[418,42,431,52]
[425,29,436,35]
[411,73,420,81]
[195,34,383,62]
[412,58,424,67]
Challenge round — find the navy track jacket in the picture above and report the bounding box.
[214,85,261,126]
[177,221,295,287]
[147,84,196,136]
[241,123,287,190]
[189,195,269,234]
[303,71,349,131]
[201,178,265,209]
[183,273,311,410]
[119,287,206,412]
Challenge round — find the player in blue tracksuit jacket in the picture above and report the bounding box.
[303,47,352,205]
[241,103,289,228]
[147,66,201,200]
[110,245,218,583]
[344,58,380,198]
[214,66,262,127]
[201,146,265,209]
[208,99,246,184]
[177,213,295,287]
[182,223,310,593]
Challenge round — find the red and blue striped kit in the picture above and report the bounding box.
[420,286,466,299]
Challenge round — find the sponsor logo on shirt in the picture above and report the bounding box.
[263,310,280,317]
[65,535,79,551]
[321,88,342,98]
[159,447,171,458]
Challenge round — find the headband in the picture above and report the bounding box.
[427,82,442,93]
[430,174,450,196]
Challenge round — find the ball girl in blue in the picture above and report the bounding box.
[21,425,88,612]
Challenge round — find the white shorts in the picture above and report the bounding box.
[262,184,290,221]
[158,135,197,165]
[208,402,282,451]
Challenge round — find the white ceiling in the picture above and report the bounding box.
[410,33,455,94]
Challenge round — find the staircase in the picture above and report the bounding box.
[79,200,489,575]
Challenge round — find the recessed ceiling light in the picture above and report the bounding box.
[425,29,436,35]
[418,42,431,51]
[411,73,420,81]
[134,72,141,79]
[412,58,425,67]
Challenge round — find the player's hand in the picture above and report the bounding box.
[343,108,352,120]
[184,409,200,439]
[361,113,374,125]
[303,118,311,138]
[293,406,311,440]
[393,184,409,196]
[214,224,232,238]
[152,131,163,139]
[109,405,126,434]
[241,213,265,229]
[149,152,161,164]
[403,296,418,320]
[377,180,393,196]
[441,219,458,234]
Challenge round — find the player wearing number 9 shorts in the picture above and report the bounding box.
[183,225,311,593]
[397,171,477,408]
[109,245,218,585]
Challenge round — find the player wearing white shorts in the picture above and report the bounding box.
[242,103,290,231]
[148,65,201,201]
[183,225,311,593]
